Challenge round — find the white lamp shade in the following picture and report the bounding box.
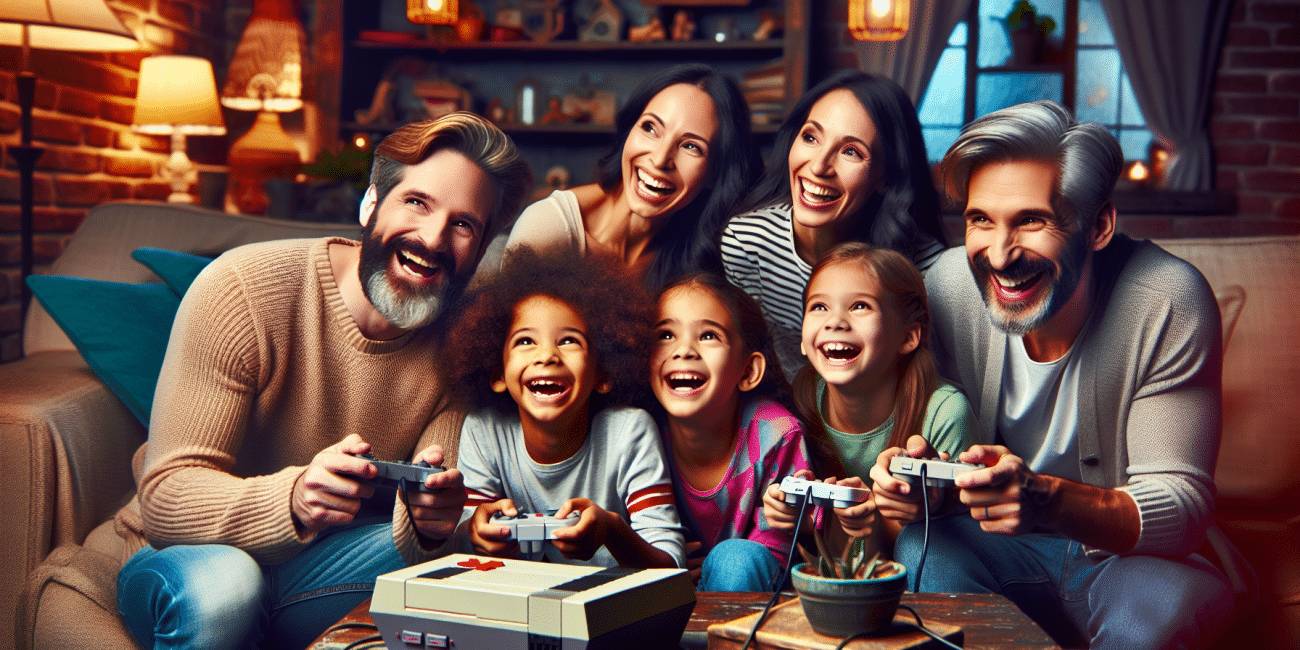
[132,55,226,136]
[0,0,136,51]
[221,0,306,113]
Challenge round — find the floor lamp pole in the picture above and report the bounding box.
[12,72,43,326]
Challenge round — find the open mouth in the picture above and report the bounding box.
[636,169,676,199]
[799,178,842,206]
[991,271,1045,301]
[525,378,570,400]
[664,371,707,393]
[818,341,861,362]
[396,248,438,280]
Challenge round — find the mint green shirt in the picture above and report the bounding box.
[817,379,979,483]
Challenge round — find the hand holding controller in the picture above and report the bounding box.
[346,453,444,494]
[779,475,872,509]
[491,511,581,554]
[889,456,984,488]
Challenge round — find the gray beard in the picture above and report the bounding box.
[973,234,1088,337]
[363,266,443,330]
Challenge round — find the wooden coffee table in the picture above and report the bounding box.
[307,591,1059,649]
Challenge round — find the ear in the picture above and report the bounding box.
[738,351,766,393]
[595,373,612,395]
[359,184,378,228]
[899,322,922,356]
[491,370,508,394]
[1090,201,1117,252]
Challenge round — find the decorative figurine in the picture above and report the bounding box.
[579,0,623,42]
[629,17,666,42]
[670,9,695,41]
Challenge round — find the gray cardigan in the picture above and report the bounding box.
[925,235,1222,556]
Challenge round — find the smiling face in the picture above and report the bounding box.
[801,261,919,390]
[787,88,885,236]
[650,285,760,424]
[620,83,719,222]
[963,159,1090,336]
[492,294,606,436]
[358,148,497,330]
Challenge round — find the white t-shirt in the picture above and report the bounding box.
[997,336,1084,483]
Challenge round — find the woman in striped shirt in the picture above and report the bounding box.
[720,71,948,380]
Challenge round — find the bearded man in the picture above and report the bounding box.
[113,114,531,650]
[869,101,1252,649]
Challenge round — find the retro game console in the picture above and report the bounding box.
[778,475,872,509]
[347,453,444,493]
[889,456,984,487]
[370,554,696,649]
[492,511,580,555]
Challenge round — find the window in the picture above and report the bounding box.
[918,0,1153,165]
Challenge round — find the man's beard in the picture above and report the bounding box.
[970,233,1088,336]
[357,224,463,331]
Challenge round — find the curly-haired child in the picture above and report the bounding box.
[445,247,685,568]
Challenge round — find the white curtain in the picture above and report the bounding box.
[1100,0,1233,190]
[854,0,974,105]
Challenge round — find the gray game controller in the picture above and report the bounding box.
[779,475,872,509]
[491,511,581,555]
[889,456,984,487]
[349,453,444,494]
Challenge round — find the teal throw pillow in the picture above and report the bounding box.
[26,248,215,426]
[131,247,214,297]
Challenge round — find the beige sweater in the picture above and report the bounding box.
[114,237,464,566]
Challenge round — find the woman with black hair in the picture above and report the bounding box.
[505,63,761,291]
[720,70,948,380]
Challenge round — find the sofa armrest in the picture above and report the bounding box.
[0,351,144,650]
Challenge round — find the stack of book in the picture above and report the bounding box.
[742,61,787,126]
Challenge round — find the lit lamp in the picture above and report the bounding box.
[132,56,226,203]
[221,0,308,215]
[0,0,137,319]
[407,0,459,25]
[849,0,910,42]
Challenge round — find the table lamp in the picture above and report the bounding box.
[221,0,307,214]
[0,0,137,321]
[132,55,227,203]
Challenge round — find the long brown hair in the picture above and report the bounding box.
[793,242,937,477]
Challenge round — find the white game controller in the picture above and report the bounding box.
[778,475,872,509]
[889,456,984,487]
[490,511,580,555]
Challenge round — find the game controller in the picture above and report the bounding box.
[779,475,872,509]
[889,456,984,487]
[347,453,444,493]
[491,511,581,555]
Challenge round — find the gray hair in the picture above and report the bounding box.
[939,100,1122,232]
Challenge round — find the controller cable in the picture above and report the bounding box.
[914,463,930,593]
[740,488,813,650]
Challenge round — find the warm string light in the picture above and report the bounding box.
[407,0,458,25]
[1128,161,1149,182]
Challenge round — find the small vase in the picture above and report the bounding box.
[790,562,908,637]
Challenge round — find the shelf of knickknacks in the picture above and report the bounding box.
[354,37,784,56]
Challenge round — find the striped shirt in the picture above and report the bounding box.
[720,203,945,381]
[458,405,686,567]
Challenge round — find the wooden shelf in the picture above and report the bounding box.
[354,37,785,56]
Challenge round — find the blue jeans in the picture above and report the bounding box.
[896,514,1234,649]
[696,538,786,592]
[117,522,405,650]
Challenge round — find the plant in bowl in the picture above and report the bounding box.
[790,531,907,637]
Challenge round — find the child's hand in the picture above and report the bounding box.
[468,499,520,558]
[550,498,615,562]
[870,436,948,524]
[684,541,704,585]
[762,469,817,532]
[829,476,877,538]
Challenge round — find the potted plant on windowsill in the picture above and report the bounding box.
[1003,0,1057,65]
[789,529,908,637]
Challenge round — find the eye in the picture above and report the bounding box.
[841,146,864,160]
[559,335,583,347]
[851,301,872,311]
[639,119,658,136]
[807,302,827,313]
[656,329,674,342]
[451,217,478,235]
[800,130,817,145]
[681,141,707,157]
[699,330,719,341]
[512,336,534,347]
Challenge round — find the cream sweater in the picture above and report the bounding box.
[114,237,464,566]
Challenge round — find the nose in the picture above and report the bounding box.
[986,224,1020,270]
[809,143,834,177]
[824,311,850,331]
[649,137,675,170]
[671,337,700,360]
[534,341,561,366]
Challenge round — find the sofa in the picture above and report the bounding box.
[2,200,1297,649]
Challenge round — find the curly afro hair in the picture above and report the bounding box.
[443,247,655,414]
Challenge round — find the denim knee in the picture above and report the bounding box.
[697,539,782,592]
[117,544,267,650]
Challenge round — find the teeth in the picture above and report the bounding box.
[819,342,861,360]
[637,169,674,195]
[398,249,435,276]
[665,371,706,391]
[801,178,839,201]
[995,273,1038,289]
[526,379,567,396]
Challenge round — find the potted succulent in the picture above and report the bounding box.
[789,532,907,637]
[1003,0,1057,65]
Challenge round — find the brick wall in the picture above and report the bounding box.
[0,0,226,362]
[1212,0,1300,230]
